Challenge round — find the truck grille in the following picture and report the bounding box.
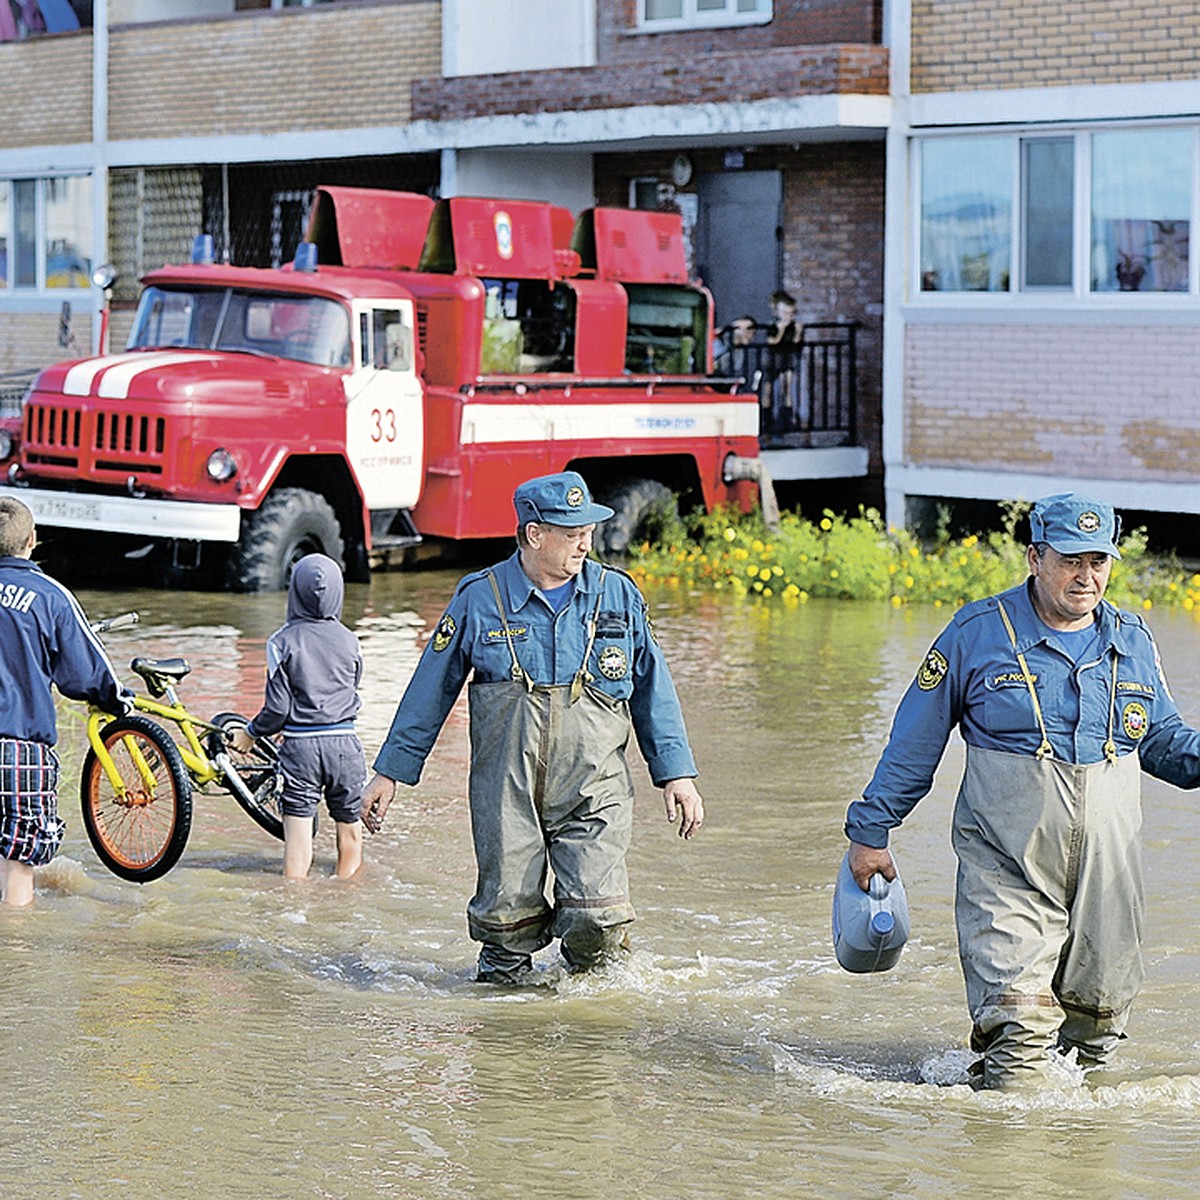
[24,402,167,476]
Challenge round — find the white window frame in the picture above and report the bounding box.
[0,174,93,297]
[638,0,772,33]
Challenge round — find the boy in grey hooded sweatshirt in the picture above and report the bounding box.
[232,554,366,879]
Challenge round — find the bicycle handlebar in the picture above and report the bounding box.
[91,611,140,635]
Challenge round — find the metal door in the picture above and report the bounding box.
[695,170,783,328]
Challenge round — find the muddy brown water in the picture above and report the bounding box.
[3,570,1199,1197]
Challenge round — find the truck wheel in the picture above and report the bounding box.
[227,488,346,592]
[593,478,677,557]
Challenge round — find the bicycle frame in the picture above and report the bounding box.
[86,692,225,799]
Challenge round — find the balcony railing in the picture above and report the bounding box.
[712,322,858,446]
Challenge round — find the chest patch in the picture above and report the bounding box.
[432,614,456,652]
[916,647,948,691]
[1122,700,1148,740]
[597,645,628,680]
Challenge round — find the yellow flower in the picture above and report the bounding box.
[724,528,736,542]
[772,564,784,576]
[752,539,764,553]
[888,562,898,575]
[783,583,800,598]
[820,517,833,531]
[830,568,840,579]
[746,564,759,577]
[890,594,903,607]
[1142,598,1153,610]
[904,575,914,588]
[759,568,772,582]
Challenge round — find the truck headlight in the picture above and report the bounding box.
[206,448,238,482]
[0,429,12,460]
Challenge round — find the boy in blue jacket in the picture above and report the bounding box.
[232,554,366,880]
[0,497,130,906]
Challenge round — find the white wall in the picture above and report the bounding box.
[443,0,596,76]
[445,149,595,214]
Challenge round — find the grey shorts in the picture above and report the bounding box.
[278,732,367,823]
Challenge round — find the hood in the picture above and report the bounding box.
[287,554,345,622]
[33,350,316,403]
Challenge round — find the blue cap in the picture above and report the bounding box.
[513,471,614,527]
[1029,493,1122,559]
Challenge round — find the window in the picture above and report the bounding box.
[640,0,771,31]
[1022,138,1074,289]
[1091,128,1190,293]
[916,124,1198,297]
[0,176,91,292]
[919,137,1012,292]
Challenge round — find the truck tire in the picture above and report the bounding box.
[593,478,677,557]
[227,488,346,592]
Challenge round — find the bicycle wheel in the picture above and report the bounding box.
[207,712,285,841]
[81,715,193,883]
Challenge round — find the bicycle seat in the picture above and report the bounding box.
[130,656,192,697]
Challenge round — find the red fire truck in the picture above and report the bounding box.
[0,186,767,590]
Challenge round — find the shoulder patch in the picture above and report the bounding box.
[432,613,457,652]
[916,646,949,691]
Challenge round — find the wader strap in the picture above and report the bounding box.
[996,599,1053,760]
[486,571,534,692]
[1103,654,1119,764]
[570,567,608,705]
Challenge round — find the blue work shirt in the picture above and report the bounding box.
[846,579,1200,848]
[374,552,698,788]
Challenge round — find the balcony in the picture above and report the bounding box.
[713,323,858,448]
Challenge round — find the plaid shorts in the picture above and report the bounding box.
[0,738,65,867]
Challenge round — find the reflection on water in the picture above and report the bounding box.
[3,571,1200,1196]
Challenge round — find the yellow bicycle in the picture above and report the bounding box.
[81,613,283,883]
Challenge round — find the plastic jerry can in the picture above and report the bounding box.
[832,849,910,973]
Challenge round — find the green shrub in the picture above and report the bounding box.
[627,504,1200,613]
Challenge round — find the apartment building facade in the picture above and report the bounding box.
[887,0,1200,529]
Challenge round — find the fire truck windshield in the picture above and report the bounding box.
[128,286,352,368]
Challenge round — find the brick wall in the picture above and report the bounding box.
[109,2,440,141]
[905,324,1200,480]
[0,313,86,381]
[597,0,881,59]
[0,35,92,147]
[594,141,885,474]
[413,44,888,120]
[911,0,1200,92]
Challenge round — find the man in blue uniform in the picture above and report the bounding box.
[845,493,1200,1089]
[363,471,704,982]
[0,497,131,907]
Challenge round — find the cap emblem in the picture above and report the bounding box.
[1077,511,1101,534]
[566,486,584,508]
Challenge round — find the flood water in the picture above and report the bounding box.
[4,567,1200,1197]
